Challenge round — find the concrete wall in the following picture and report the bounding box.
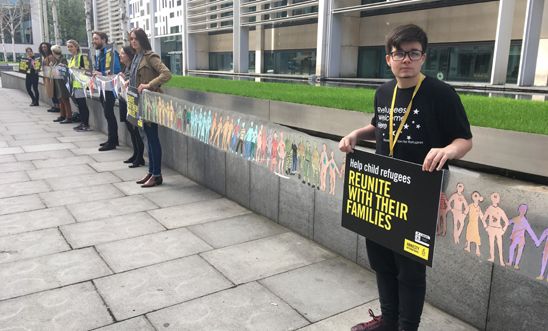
[3,72,548,330]
[263,24,318,51]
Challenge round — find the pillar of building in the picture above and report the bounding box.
[182,0,196,73]
[315,0,342,79]
[254,23,264,74]
[517,0,545,86]
[490,0,516,85]
[233,0,249,73]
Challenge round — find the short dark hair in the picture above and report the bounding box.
[93,31,108,43]
[130,28,152,51]
[38,42,52,57]
[385,24,428,54]
[25,47,33,53]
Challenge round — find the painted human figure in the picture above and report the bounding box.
[222,116,232,151]
[236,122,246,156]
[481,192,509,266]
[291,140,298,175]
[437,192,449,237]
[270,131,278,172]
[266,129,273,166]
[534,228,548,281]
[250,124,258,161]
[209,112,218,144]
[319,143,329,192]
[297,140,305,177]
[507,204,538,269]
[311,145,320,188]
[464,191,484,256]
[328,151,341,195]
[448,183,469,244]
[244,121,254,159]
[284,134,292,175]
[255,124,263,162]
[231,118,240,153]
[212,115,222,146]
[277,132,286,174]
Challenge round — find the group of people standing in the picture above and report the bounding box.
[23,28,171,188]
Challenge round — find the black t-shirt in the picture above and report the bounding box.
[371,76,472,166]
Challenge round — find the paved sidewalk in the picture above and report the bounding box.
[0,87,475,330]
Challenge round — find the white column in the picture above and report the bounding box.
[517,0,545,86]
[233,0,249,73]
[182,0,196,73]
[490,0,516,85]
[315,0,341,78]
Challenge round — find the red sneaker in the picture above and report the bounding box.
[351,309,397,331]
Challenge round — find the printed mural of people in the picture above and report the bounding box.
[328,151,341,195]
[319,143,329,192]
[255,124,264,162]
[277,132,286,174]
[270,131,278,172]
[209,112,218,144]
[437,193,449,237]
[212,115,223,146]
[204,110,212,143]
[464,191,484,256]
[534,228,548,281]
[448,183,469,244]
[284,134,293,175]
[236,122,246,156]
[231,118,240,153]
[297,140,305,178]
[250,124,258,161]
[291,140,298,175]
[481,192,509,266]
[244,122,254,159]
[222,116,232,150]
[507,204,538,270]
[311,145,320,188]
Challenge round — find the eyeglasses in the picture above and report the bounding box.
[389,50,424,61]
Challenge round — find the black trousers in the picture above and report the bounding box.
[366,239,426,331]
[119,98,144,162]
[74,97,90,126]
[100,91,118,144]
[25,74,39,103]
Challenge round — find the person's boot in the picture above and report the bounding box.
[351,309,398,331]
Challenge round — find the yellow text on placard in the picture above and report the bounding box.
[404,239,429,260]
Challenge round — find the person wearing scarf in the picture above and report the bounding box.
[50,45,73,124]
[129,28,171,188]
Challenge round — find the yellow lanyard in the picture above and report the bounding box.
[388,74,425,157]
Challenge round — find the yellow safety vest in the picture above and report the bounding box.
[68,53,90,89]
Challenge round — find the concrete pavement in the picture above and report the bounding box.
[0,87,475,330]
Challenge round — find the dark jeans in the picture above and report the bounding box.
[119,98,144,163]
[25,74,39,103]
[366,239,426,331]
[100,91,118,145]
[74,97,90,126]
[143,123,162,176]
[52,96,59,107]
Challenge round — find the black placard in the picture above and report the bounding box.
[126,86,140,127]
[341,149,444,266]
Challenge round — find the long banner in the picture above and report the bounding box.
[341,149,444,266]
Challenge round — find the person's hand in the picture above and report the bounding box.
[339,132,357,153]
[138,83,150,93]
[92,70,102,77]
[422,146,458,172]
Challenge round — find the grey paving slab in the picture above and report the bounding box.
[9,137,60,146]
[0,170,29,184]
[189,213,288,248]
[45,171,121,191]
[250,162,280,221]
[0,146,23,155]
[0,282,113,331]
[0,154,16,163]
[0,180,50,199]
[298,299,476,331]
[0,160,35,172]
[143,184,220,208]
[90,160,137,172]
[0,194,45,215]
[113,175,195,195]
[147,282,309,331]
[94,255,233,320]
[111,166,178,181]
[0,140,7,147]
[32,155,94,168]
[486,264,548,331]
[0,206,75,236]
[14,149,74,161]
[97,227,212,272]
[314,191,358,262]
[148,198,250,229]
[57,134,105,143]
[39,183,124,207]
[67,195,158,222]
[74,139,112,148]
[21,142,76,153]
[94,316,155,331]
[71,147,112,155]
[0,247,112,300]
[90,150,132,162]
[260,257,377,322]
[60,212,165,248]
[201,232,335,285]
[0,228,70,264]
[27,164,96,180]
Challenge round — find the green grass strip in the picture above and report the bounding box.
[165,75,548,135]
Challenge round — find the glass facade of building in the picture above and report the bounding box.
[264,49,316,75]
[160,35,183,75]
[358,42,522,83]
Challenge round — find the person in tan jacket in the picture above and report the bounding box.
[129,28,172,188]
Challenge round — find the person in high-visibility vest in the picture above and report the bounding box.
[24,47,40,106]
[67,39,92,131]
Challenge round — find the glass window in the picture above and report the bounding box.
[209,52,233,71]
[506,42,521,84]
[357,46,391,78]
[263,49,316,75]
[249,51,255,73]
